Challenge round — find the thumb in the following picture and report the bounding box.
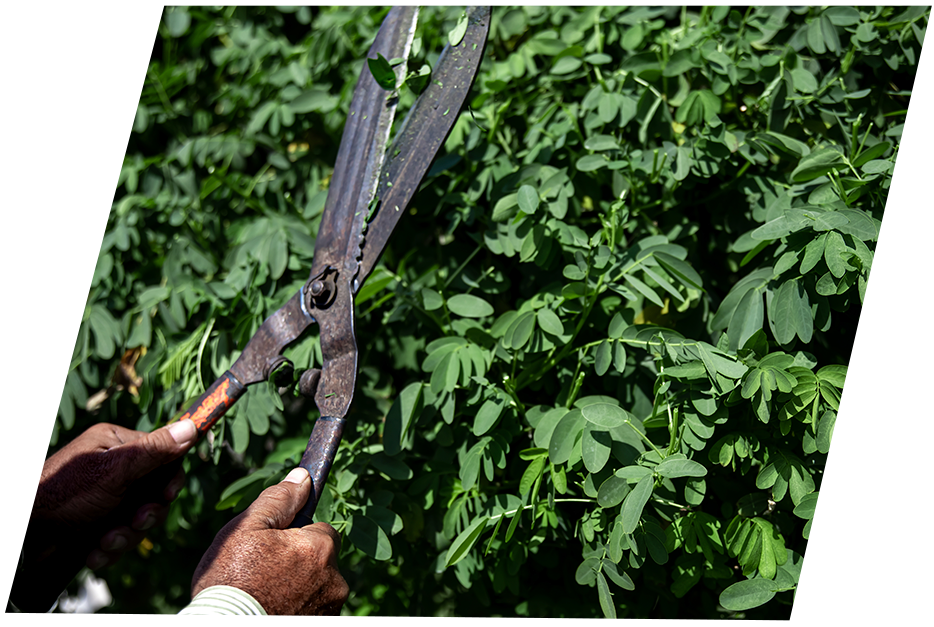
[111,419,198,484]
[242,468,312,531]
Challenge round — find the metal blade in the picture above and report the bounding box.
[304,7,419,420]
[355,6,492,289]
[309,6,419,284]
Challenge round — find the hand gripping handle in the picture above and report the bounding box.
[289,416,346,528]
[10,379,245,613]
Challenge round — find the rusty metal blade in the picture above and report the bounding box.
[354,6,491,290]
[305,7,419,420]
[309,6,419,284]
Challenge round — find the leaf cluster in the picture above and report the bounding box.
[56,5,926,617]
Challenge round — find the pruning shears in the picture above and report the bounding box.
[173,7,491,526]
[7,5,490,614]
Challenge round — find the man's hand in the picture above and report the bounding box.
[191,467,349,615]
[11,419,198,611]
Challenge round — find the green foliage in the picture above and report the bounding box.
[57,5,925,618]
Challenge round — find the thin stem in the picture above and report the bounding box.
[488,498,595,522]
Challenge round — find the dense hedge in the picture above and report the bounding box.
[57,6,926,617]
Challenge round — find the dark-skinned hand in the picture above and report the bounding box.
[11,420,197,568]
[190,467,349,615]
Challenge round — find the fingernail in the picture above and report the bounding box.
[168,419,197,445]
[283,467,309,484]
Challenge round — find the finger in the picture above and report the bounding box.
[241,467,311,531]
[305,522,342,555]
[131,503,168,531]
[99,527,146,553]
[110,419,198,485]
[163,466,187,501]
[68,423,145,456]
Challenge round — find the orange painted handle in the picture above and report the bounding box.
[177,371,247,434]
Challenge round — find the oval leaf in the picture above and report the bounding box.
[349,514,393,561]
[537,308,564,335]
[445,516,489,567]
[719,578,779,611]
[517,184,540,214]
[448,294,494,318]
[581,403,631,429]
[655,458,708,479]
[621,475,654,534]
[473,396,505,436]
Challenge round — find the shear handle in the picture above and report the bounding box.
[290,416,346,527]
[175,371,248,435]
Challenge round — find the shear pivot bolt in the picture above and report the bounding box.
[310,280,325,296]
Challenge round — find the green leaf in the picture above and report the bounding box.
[581,403,631,429]
[445,516,489,567]
[474,396,506,436]
[597,475,632,508]
[624,274,665,308]
[350,514,393,561]
[582,425,612,473]
[507,311,536,349]
[421,288,444,311]
[719,578,779,611]
[164,8,191,37]
[367,53,397,90]
[370,452,413,480]
[676,90,721,125]
[791,146,847,182]
[520,456,545,496]
[549,409,585,464]
[575,557,600,585]
[577,154,607,172]
[613,341,627,373]
[594,340,612,376]
[517,185,540,214]
[448,294,494,318]
[596,572,617,618]
[448,9,468,46]
[383,382,423,456]
[536,308,564,336]
[655,458,707,479]
[585,134,620,151]
[655,252,703,291]
[621,475,654,534]
[768,279,812,345]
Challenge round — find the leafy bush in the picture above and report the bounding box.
[57,5,927,618]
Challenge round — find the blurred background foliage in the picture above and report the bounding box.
[51,5,926,617]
